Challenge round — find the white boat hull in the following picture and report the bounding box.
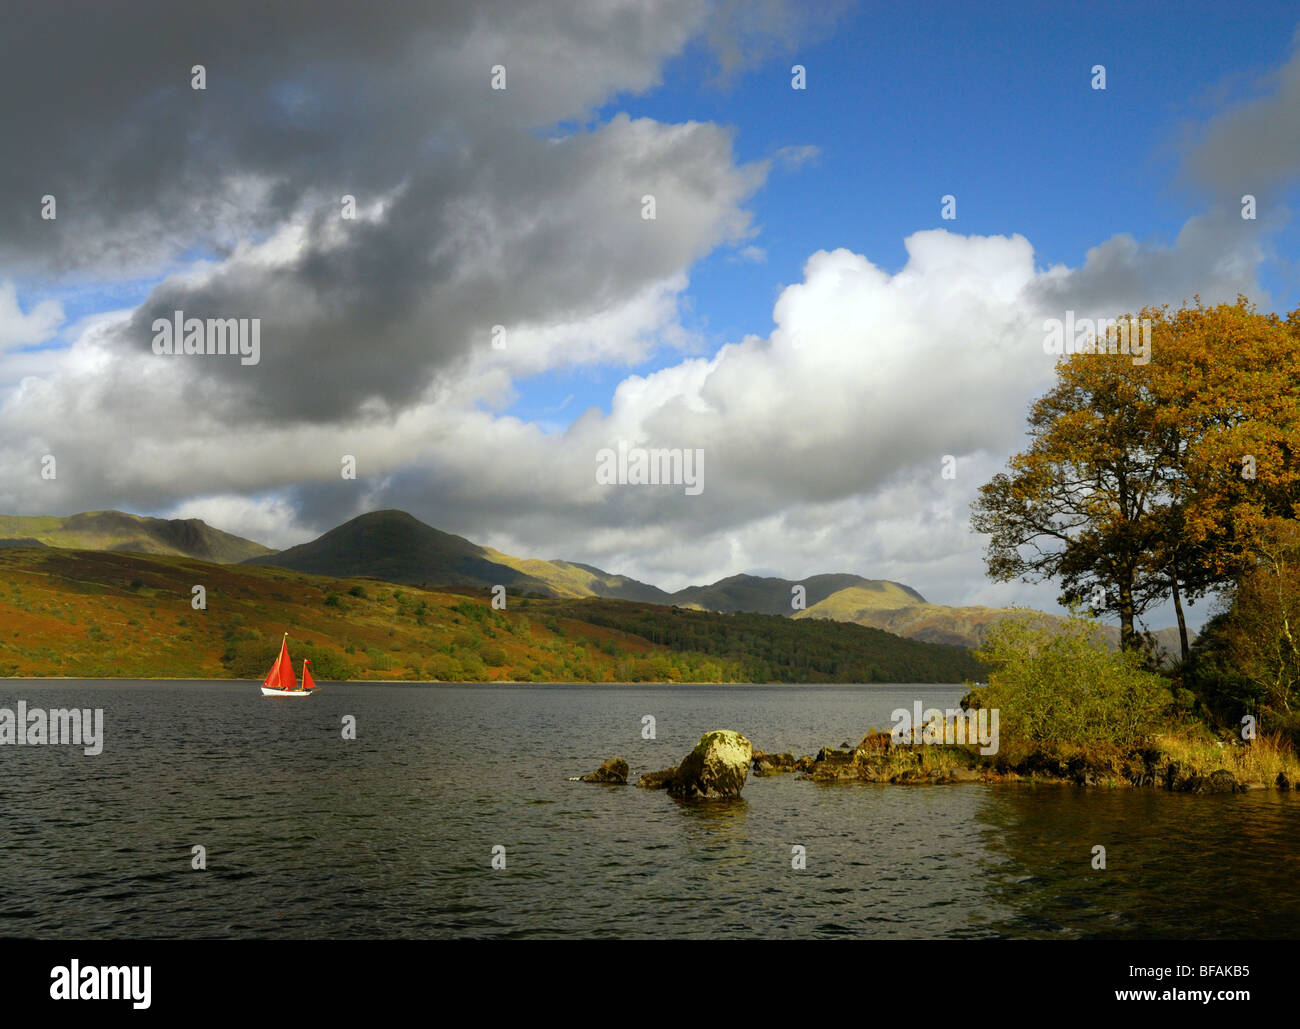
[261,686,316,696]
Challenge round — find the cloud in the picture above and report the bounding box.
[0,283,63,352]
[1180,31,1300,204]
[0,0,1287,631]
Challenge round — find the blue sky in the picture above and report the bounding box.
[506,0,1300,426]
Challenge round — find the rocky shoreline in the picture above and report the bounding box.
[572,728,1296,798]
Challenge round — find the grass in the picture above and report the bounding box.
[1153,730,1300,786]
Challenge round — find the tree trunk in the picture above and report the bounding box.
[1118,579,1136,651]
[1171,567,1189,663]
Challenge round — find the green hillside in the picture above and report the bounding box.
[671,572,924,615]
[0,509,272,563]
[0,545,982,683]
[551,597,985,683]
[796,597,1186,663]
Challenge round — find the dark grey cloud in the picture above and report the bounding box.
[2,0,767,419]
[1,0,701,272]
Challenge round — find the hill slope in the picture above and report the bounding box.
[0,510,272,563]
[673,573,924,616]
[796,597,1187,663]
[243,510,555,592]
[245,509,673,601]
[0,545,983,682]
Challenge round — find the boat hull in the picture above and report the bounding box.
[260,686,316,696]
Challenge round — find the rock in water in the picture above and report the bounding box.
[1197,768,1238,794]
[669,730,753,800]
[751,751,798,776]
[636,767,677,789]
[578,757,629,784]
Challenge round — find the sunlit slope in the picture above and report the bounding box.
[0,510,272,563]
[797,593,1186,660]
[0,545,982,682]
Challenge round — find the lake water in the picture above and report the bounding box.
[2,680,1298,939]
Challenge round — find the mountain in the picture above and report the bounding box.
[244,512,922,612]
[243,509,673,600]
[673,573,924,616]
[0,510,272,563]
[242,509,542,588]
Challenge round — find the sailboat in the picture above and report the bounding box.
[260,634,319,697]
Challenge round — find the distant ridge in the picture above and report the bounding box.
[242,510,923,613]
[673,572,925,616]
[0,510,272,563]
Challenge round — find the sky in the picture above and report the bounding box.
[3,0,1300,632]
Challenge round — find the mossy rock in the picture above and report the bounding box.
[669,729,752,799]
[578,757,629,785]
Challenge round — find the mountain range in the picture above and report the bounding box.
[0,507,1187,657]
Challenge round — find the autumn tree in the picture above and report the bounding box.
[1146,299,1300,580]
[972,318,1170,651]
[973,298,1300,659]
[1223,519,1300,723]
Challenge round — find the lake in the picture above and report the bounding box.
[1,680,1297,939]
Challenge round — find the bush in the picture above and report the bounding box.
[479,643,508,666]
[972,611,1172,749]
[426,653,461,681]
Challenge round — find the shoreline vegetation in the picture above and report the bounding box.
[578,606,1300,795]
[740,729,1300,793]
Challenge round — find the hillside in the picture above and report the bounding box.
[0,510,272,563]
[3,506,1186,658]
[552,597,985,683]
[672,573,924,616]
[244,510,673,602]
[796,599,1187,663]
[0,545,982,682]
[479,552,672,602]
[245,511,925,613]
[242,509,555,591]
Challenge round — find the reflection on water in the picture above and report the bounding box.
[0,680,1296,938]
[969,787,1300,939]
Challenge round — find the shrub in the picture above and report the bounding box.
[426,653,461,681]
[972,611,1172,750]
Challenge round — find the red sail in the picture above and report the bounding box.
[262,637,298,692]
[302,659,317,692]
